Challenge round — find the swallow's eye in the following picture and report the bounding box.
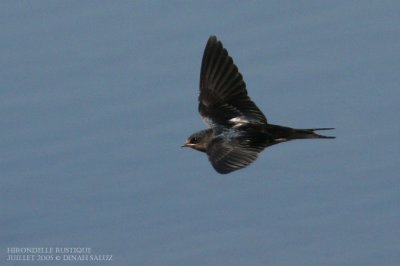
[191,137,198,143]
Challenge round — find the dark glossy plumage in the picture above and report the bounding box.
[183,36,334,174]
[199,37,267,127]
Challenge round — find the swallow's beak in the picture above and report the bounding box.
[181,141,189,148]
[181,141,193,148]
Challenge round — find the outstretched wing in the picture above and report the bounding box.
[199,36,267,128]
[206,134,266,174]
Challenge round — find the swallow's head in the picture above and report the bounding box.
[182,129,212,152]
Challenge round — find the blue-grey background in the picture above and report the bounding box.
[1,1,399,265]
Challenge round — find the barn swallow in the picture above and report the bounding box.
[183,36,334,174]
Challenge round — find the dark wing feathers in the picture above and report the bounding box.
[199,36,267,127]
[207,135,266,174]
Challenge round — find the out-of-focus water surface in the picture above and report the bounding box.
[1,1,399,265]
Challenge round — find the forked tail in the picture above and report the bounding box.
[293,127,335,139]
[267,124,335,141]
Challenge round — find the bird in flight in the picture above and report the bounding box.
[183,36,334,174]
